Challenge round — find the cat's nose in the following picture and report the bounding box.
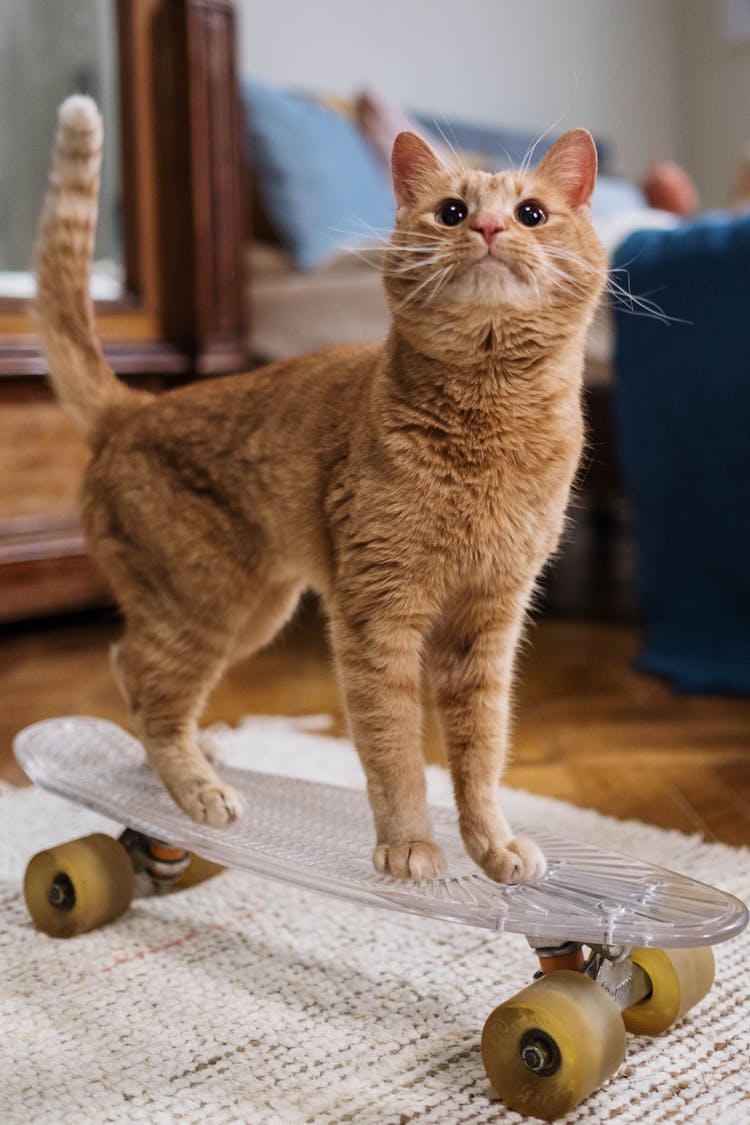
[471,217,505,245]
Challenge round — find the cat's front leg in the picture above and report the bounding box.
[428,590,546,884]
[330,598,446,880]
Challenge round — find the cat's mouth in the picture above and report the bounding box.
[468,248,528,287]
[445,246,536,308]
[475,248,521,275]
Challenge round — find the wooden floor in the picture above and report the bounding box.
[2,602,749,847]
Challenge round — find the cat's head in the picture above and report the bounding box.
[384,129,607,357]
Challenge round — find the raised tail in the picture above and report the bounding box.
[35,95,148,445]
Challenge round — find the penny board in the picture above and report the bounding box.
[14,716,749,948]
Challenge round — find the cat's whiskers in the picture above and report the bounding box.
[385,252,454,276]
[519,111,569,178]
[331,223,449,259]
[424,264,456,305]
[346,236,449,254]
[541,258,591,300]
[330,222,393,251]
[429,118,470,179]
[387,241,449,253]
[519,261,544,306]
[352,225,450,246]
[605,273,688,325]
[545,252,612,305]
[340,246,390,271]
[395,260,456,310]
[544,243,607,281]
[339,239,450,275]
[349,244,446,257]
[546,244,686,325]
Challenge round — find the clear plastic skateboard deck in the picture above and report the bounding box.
[15,716,748,948]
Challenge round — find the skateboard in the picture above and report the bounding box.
[14,716,749,1122]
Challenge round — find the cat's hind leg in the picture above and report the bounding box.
[113,581,303,825]
[427,588,546,884]
[112,619,243,826]
[195,580,304,765]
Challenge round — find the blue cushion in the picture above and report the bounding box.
[241,80,396,271]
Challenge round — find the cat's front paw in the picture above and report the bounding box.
[479,835,547,884]
[373,840,447,880]
[174,778,246,827]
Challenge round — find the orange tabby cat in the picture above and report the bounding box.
[36,95,606,884]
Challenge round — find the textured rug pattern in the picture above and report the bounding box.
[1,716,748,1124]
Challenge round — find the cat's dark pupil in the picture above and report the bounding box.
[516,201,547,227]
[439,199,468,226]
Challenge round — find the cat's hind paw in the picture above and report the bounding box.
[373,840,447,880]
[480,835,547,884]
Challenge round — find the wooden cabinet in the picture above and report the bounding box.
[0,0,248,621]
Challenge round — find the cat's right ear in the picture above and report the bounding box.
[535,129,598,210]
[391,132,445,208]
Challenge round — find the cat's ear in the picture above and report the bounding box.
[536,128,598,210]
[391,132,445,208]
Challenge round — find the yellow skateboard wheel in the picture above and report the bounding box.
[482,970,626,1121]
[622,946,715,1035]
[24,833,134,938]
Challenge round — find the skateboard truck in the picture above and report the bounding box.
[584,945,652,1011]
[528,937,652,1012]
[118,828,190,894]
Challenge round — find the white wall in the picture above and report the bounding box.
[237,0,685,179]
[681,0,750,207]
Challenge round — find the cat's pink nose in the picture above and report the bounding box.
[472,217,505,245]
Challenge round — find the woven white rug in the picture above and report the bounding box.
[1,715,748,1125]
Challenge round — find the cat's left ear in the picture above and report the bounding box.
[392,132,445,208]
[536,128,598,210]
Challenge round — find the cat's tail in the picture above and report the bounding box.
[35,95,149,446]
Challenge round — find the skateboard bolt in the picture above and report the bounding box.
[48,872,76,911]
[519,1029,561,1077]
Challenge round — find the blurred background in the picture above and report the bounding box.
[239,0,749,209]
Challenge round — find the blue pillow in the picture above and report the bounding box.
[242,80,396,271]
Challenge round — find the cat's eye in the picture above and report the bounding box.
[437,198,468,226]
[515,200,548,228]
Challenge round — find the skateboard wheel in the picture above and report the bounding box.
[23,833,134,938]
[622,946,715,1035]
[482,970,626,1121]
[172,853,225,891]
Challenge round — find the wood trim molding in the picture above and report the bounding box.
[0,339,191,379]
[153,0,248,374]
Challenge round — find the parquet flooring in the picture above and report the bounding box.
[2,603,749,847]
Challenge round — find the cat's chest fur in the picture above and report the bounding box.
[410,410,579,575]
[334,356,584,593]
